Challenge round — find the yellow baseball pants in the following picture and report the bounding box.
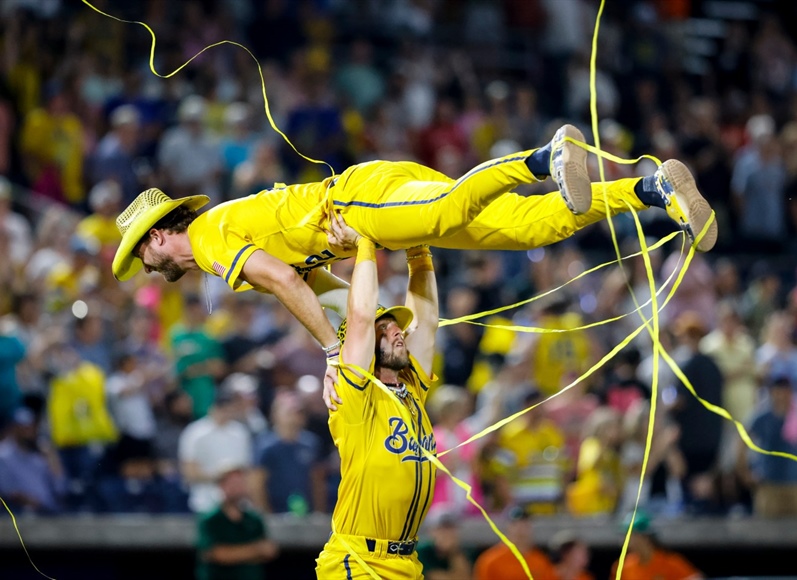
[316,533,424,579]
[330,153,647,251]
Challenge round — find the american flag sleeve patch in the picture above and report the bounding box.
[212,261,226,277]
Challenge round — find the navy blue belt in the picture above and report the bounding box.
[366,538,417,556]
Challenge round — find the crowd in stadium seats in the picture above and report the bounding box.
[1,0,797,530]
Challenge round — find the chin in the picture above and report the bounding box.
[163,270,187,283]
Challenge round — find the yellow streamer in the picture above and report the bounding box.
[79,0,335,178]
[74,4,797,580]
[1,496,55,579]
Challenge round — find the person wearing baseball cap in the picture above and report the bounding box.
[315,214,439,579]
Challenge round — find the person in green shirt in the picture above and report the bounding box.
[170,294,227,418]
[196,462,278,580]
[416,508,474,580]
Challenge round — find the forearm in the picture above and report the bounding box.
[346,240,379,331]
[204,541,270,564]
[308,268,351,318]
[405,246,438,326]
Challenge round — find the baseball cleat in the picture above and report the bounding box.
[654,159,718,252]
[550,124,591,215]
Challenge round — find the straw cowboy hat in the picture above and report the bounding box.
[112,188,209,281]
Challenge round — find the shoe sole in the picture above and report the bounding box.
[660,159,718,252]
[552,124,591,215]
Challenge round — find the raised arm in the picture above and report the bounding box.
[240,249,339,351]
[404,245,438,375]
[330,213,378,376]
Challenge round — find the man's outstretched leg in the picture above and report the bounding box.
[333,125,592,249]
[435,158,718,253]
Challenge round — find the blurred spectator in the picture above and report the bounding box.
[525,295,593,398]
[219,102,259,180]
[566,406,624,517]
[0,319,25,430]
[221,294,272,375]
[731,114,787,251]
[666,312,724,514]
[221,372,267,437]
[230,138,286,198]
[178,388,252,514]
[0,177,32,268]
[335,39,385,116]
[89,104,145,204]
[712,259,745,323]
[105,350,157,451]
[46,338,117,511]
[251,390,326,515]
[490,389,569,514]
[19,81,85,206]
[598,346,648,415]
[282,55,347,181]
[44,236,101,313]
[611,511,704,579]
[170,293,227,419]
[417,507,474,580]
[618,400,685,517]
[122,306,173,410]
[428,385,490,517]
[700,301,758,508]
[76,179,123,252]
[548,530,593,580]
[195,462,278,580]
[473,506,556,580]
[659,247,717,331]
[73,312,113,375]
[154,389,194,480]
[157,95,222,202]
[545,380,600,463]
[738,375,797,517]
[742,262,783,341]
[416,97,470,174]
[755,310,797,387]
[95,434,187,514]
[440,286,482,387]
[0,407,65,514]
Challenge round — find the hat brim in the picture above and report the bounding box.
[112,195,209,281]
[376,305,414,332]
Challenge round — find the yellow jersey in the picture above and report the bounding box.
[531,312,592,396]
[331,353,437,542]
[187,178,349,291]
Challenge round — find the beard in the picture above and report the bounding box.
[376,345,410,371]
[150,249,186,282]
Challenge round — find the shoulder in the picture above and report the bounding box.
[180,418,213,441]
[197,506,225,527]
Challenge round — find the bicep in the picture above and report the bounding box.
[240,249,295,291]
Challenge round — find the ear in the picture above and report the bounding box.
[149,228,164,246]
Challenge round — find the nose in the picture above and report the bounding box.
[143,265,152,274]
[389,323,403,339]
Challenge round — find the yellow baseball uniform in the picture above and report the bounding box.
[315,353,436,580]
[186,153,647,290]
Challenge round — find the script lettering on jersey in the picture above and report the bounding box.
[384,417,436,462]
[292,249,339,277]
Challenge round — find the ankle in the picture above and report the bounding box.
[525,142,552,180]
[634,174,666,209]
